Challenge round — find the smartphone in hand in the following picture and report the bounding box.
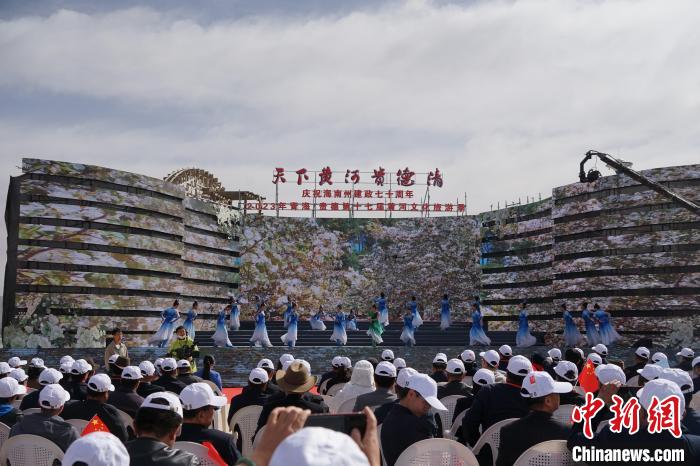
[305,413,367,437]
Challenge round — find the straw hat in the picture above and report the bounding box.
[275,361,317,393]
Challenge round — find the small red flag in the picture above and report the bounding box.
[82,415,110,436]
[202,441,227,466]
[578,360,600,394]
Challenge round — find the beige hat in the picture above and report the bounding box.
[275,361,317,393]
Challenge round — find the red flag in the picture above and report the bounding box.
[578,360,599,394]
[202,441,227,466]
[82,415,110,436]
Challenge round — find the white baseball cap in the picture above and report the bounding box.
[249,368,269,384]
[595,364,627,385]
[634,346,650,359]
[9,368,28,383]
[63,432,129,466]
[87,374,115,393]
[108,354,120,364]
[432,353,448,364]
[548,349,562,361]
[405,373,447,411]
[520,371,572,398]
[573,348,585,359]
[180,382,227,410]
[279,354,295,366]
[553,361,579,383]
[269,426,369,466]
[396,367,418,388]
[460,350,476,362]
[651,352,668,366]
[141,391,183,418]
[39,368,63,385]
[59,362,73,374]
[375,361,397,378]
[587,353,602,366]
[660,368,694,395]
[0,378,26,398]
[29,358,45,369]
[480,350,500,367]
[507,355,533,376]
[498,345,513,357]
[71,359,92,375]
[693,356,700,368]
[446,359,465,375]
[340,357,352,368]
[139,361,156,377]
[160,358,177,371]
[636,379,685,413]
[257,359,275,371]
[381,350,395,361]
[676,348,694,359]
[591,344,608,356]
[0,362,12,375]
[121,366,143,380]
[154,358,164,369]
[637,364,663,382]
[39,384,71,409]
[393,358,406,370]
[60,355,75,366]
[177,360,191,370]
[8,357,27,368]
[330,356,343,368]
[473,368,496,386]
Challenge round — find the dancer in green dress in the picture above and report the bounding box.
[366,304,384,347]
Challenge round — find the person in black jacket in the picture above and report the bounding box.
[176,360,203,386]
[154,358,187,395]
[68,358,93,402]
[437,359,473,399]
[430,353,448,383]
[127,391,198,466]
[675,348,695,371]
[137,361,165,398]
[228,368,270,424]
[108,366,145,419]
[178,382,239,465]
[624,346,650,379]
[318,356,351,394]
[553,360,585,406]
[497,371,573,466]
[0,378,25,427]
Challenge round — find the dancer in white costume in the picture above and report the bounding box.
[515,301,537,348]
[212,304,234,347]
[407,295,423,328]
[249,297,272,347]
[330,307,347,346]
[440,294,451,330]
[229,296,242,331]
[375,293,389,327]
[280,304,298,348]
[149,299,181,348]
[310,307,327,331]
[400,311,416,347]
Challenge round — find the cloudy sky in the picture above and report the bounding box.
[1,0,699,285]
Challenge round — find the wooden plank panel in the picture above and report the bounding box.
[554,296,700,312]
[553,273,700,293]
[14,292,227,312]
[482,232,553,253]
[183,197,221,216]
[184,229,237,252]
[184,210,220,232]
[18,224,183,256]
[483,285,553,300]
[181,281,235,298]
[16,246,184,275]
[554,230,700,256]
[183,247,236,268]
[553,252,700,274]
[20,202,184,236]
[182,266,239,284]
[554,207,696,236]
[480,251,553,268]
[481,268,553,285]
[16,269,183,292]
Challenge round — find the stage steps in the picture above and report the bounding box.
[193,320,545,347]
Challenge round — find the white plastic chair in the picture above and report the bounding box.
[0,434,64,466]
[65,419,89,433]
[10,400,21,409]
[471,418,518,466]
[337,396,359,413]
[395,438,479,466]
[625,375,640,387]
[326,383,346,397]
[573,386,585,396]
[22,408,41,415]
[0,422,9,451]
[553,404,575,425]
[228,405,263,456]
[690,391,700,410]
[174,441,220,466]
[377,423,387,466]
[464,376,473,387]
[437,395,465,436]
[319,378,330,395]
[253,426,265,450]
[513,440,574,466]
[445,409,468,440]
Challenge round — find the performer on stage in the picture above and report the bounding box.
[213,304,234,348]
[182,301,198,341]
[168,325,200,371]
[330,306,347,346]
[561,303,583,347]
[250,299,272,347]
[469,301,491,346]
[593,303,620,345]
[581,301,601,345]
[375,292,389,327]
[280,304,298,348]
[346,309,358,331]
[282,297,293,329]
[149,299,181,348]
[229,296,241,331]
[515,300,537,347]
[440,294,451,330]
[400,310,416,347]
[407,295,423,328]
[310,306,327,331]
[366,304,384,347]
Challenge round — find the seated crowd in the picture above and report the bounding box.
[0,342,697,465]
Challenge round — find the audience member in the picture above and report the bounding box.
[354,361,397,411]
[374,367,418,424]
[176,360,203,386]
[137,361,165,398]
[256,359,282,396]
[0,378,25,427]
[437,359,473,399]
[26,357,45,391]
[553,360,584,406]
[20,367,63,410]
[430,353,448,383]
[105,327,129,368]
[194,354,223,391]
[497,345,512,372]
[459,350,478,376]
[68,358,92,401]
[591,344,609,364]
[318,356,351,395]
[381,350,395,363]
[676,348,695,372]
[453,368,496,443]
[330,360,375,413]
[154,358,187,394]
[64,431,130,466]
[661,368,699,435]
[693,356,700,393]
[624,346,650,379]
[479,350,506,383]
[109,365,145,418]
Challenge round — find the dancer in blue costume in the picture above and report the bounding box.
[149,299,181,348]
[280,304,298,348]
[330,306,347,346]
[182,301,198,341]
[400,311,416,347]
[375,292,389,327]
[407,295,423,328]
[561,303,583,347]
[229,296,241,331]
[345,309,358,331]
[310,306,327,330]
[469,301,491,346]
[212,304,233,347]
[515,301,537,347]
[282,297,293,329]
[593,303,620,345]
[581,301,601,345]
[440,294,451,330]
[250,297,272,347]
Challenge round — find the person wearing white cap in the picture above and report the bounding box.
[64,432,130,466]
[497,344,513,371]
[19,367,63,410]
[548,348,562,363]
[462,355,533,448]
[661,369,699,436]
[109,366,145,418]
[26,357,45,391]
[228,368,271,430]
[651,352,670,368]
[595,364,627,386]
[587,352,603,367]
[497,371,572,466]
[373,367,419,424]
[353,361,397,412]
[154,357,187,394]
[329,360,375,414]
[625,346,651,379]
[176,359,204,386]
[7,356,27,369]
[675,347,695,372]
[60,355,75,366]
[318,356,351,395]
[68,358,93,402]
[126,392,198,466]
[137,361,166,398]
[177,382,238,465]
[0,362,10,380]
[553,360,584,406]
[459,349,478,376]
[61,373,129,443]
[381,373,446,465]
[9,368,28,387]
[430,353,448,383]
[0,377,26,427]
[268,424,372,466]
[693,356,700,392]
[637,364,663,387]
[381,349,395,362]
[9,384,79,452]
[591,343,609,362]
[393,357,407,372]
[154,357,165,376]
[479,350,506,383]
[452,367,497,443]
[438,359,473,399]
